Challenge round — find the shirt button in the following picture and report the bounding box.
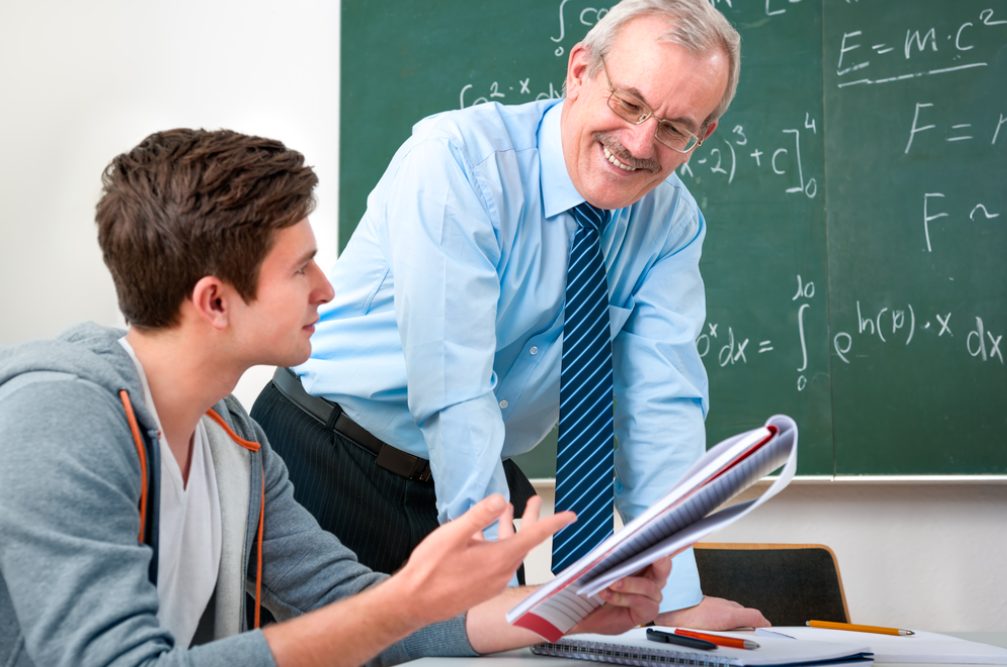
[499,399,509,409]
[529,346,539,355]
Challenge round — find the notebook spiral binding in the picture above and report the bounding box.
[532,641,734,667]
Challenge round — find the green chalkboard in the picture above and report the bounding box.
[685,0,832,475]
[823,0,1007,474]
[340,1,1007,478]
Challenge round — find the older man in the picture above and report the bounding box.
[254,0,768,629]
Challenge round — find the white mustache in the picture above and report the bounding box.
[594,132,661,173]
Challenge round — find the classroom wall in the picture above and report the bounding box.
[0,0,342,404]
[1,0,1003,635]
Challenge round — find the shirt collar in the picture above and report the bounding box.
[538,100,586,218]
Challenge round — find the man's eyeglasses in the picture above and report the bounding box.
[600,55,704,154]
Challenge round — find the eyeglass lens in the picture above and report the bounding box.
[609,93,698,151]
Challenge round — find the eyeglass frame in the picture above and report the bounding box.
[598,54,706,154]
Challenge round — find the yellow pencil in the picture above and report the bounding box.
[807,621,915,637]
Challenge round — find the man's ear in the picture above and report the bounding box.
[188,275,231,331]
[565,42,593,102]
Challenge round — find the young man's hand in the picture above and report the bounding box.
[395,494,574,626]
[264,495,571,667]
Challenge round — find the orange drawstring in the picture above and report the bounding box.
[119,390,148,543]
[205,409,261,452]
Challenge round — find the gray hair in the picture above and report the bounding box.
[581,0,741,126]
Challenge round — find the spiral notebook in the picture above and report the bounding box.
[531,627,874,667]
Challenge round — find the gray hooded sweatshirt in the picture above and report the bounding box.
[0,322,476,667]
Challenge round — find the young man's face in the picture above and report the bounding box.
[561,15,729,210]
[230,218,334,368]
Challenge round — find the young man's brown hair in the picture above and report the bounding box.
[96,128,318,330]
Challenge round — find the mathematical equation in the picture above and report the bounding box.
[900,98,1005,253]
[835,7,1006,89]
[833,302,1004,365]
[548,0,609,57]
[546,0,819,59]
[905,102,1007,154]
[459,78,562,109]
[457,0,609,107]
[921,191,1001,254]
[698,274,822,392]
[678,116,820,198]
[700,274,1004,392]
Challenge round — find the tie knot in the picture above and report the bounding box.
[572,202,607,235]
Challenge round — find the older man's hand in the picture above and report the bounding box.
[568,556,673,635]
[655,596,770,630]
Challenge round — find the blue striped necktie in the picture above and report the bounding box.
[551,202,615,574]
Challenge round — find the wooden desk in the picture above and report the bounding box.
[408,632,1007,667]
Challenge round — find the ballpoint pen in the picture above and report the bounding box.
[675,629,760,650]
[646,628,717,651]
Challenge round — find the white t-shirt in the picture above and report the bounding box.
[119,338,222,648]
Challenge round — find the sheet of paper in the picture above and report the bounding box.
[758,627,1007,664]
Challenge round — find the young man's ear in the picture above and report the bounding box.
[188,275,232,330]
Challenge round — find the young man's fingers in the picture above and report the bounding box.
[518,495,542,526]
[447,494,509,540]
[502,509,575,555]
[495,501,516,540]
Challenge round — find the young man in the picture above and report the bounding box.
[0,129,668,667]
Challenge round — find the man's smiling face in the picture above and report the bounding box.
[560,14,729,210]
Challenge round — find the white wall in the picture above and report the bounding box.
[0,0,341,407]
[2,0,1004,636]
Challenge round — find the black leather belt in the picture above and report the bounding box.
[271,367,432,482]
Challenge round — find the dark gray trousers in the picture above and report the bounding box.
[250,381,536,578]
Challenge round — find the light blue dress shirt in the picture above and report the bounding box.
[300,99,709,611]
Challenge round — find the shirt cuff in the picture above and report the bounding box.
[658,548,703,613]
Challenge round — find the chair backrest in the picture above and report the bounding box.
[694,543,850,626]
